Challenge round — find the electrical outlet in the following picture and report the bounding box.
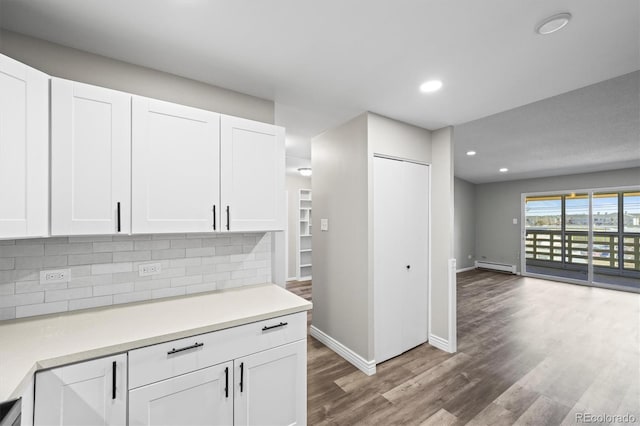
[139,263,162,277]
[40,269,71,284]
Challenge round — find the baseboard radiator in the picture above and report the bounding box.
[475,260,516,274]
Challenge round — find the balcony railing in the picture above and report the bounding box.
[525,230,640,273]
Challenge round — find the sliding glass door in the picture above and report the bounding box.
[523,188,639,293]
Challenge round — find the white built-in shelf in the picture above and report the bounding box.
[298,189,312,280]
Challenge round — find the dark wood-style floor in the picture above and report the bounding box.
[287,270,640,425]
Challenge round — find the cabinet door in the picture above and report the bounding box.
[373,157,429,363]
[51,78,131,235]
[0,54,49,238]
[220,115,285,232]
[234,340,306,426]
[132,97,220,234]
[129,361,233,426]
[34,354,127,426]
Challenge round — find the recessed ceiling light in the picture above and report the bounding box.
[536,13,572,35]
[466,150,476,156]
[420,80,443,93]
[499,168,509,173]
[298,168,312,177]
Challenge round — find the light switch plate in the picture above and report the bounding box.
[513,218,518,224]
[321,219,329,231]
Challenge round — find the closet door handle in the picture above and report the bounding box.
[239,362,244,392]
[224,366,229,398]
[116,202,121,233]
[112,361,117,400]
[213,205,216,230]
[226,206,230,231]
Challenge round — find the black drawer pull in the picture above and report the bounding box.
[112,361,116,400]
[167,342,204,355]
[224,366,229,398]
[262,322,288,332]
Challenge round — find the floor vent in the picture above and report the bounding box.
[475,260,516,274]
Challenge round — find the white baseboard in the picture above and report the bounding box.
[286,276,297,282]
[309,325,376,376]
[429,333,455,353]
[456,266,476,273]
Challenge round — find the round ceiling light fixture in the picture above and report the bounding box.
[466,150,477,156]
[298,168,312,177]
[536,13,572,35]
[499,167,509,173]
[420,80,443,93]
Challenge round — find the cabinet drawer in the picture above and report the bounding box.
[128,312,305,389]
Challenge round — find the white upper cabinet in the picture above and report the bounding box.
[0,54,49,239]
[51,78,132,235]
[220,115,285,232]
[132,97,220,234]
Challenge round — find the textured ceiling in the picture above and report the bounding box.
[1,0,638,182]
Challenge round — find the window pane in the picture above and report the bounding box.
[593,193,618,232]
[565,193,589,231]
[525,196,561,231]
[623,192,640,233]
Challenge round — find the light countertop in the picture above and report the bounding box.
[0,283,311,401]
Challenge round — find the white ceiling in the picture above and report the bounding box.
[1,0,638,182]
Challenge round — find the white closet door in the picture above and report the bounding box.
[132,97,220,234]
[0,54,49,238]
[220,115,285,232]
[51,78,131,235]
[374,156,429,363]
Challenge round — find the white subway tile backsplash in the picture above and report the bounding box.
[93,282,134,296]
[0,292,44,308]
[113,290,150,304]
[16,301,68,318]
[151,248,186,260]
[112,251,151,263]
[69,295,113,311]
[0,307,16,320]
[46,287,93,302]
[171,275,202,287]
[0,232,272,320]
[0,245,44,257]
[0,283,15,296]
[68,253,113,266]
[91,262,133,275]
[44,243,92,256]
[0,258,14,270]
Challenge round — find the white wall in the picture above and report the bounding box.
[475,167,640,271]
[285,174,312,280]
[312,113,370,359]
[454,177,477,270]
[430,127,456,350]
[0,30,274,123]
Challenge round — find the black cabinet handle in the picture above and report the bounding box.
[112,361,116,400]
[167,342,204,355]
[262,322,288,332]
[226,205,230,231]
[213,205,216,230]
[224,366,229,398]
[116,202,121,233]
[239,362,244,393]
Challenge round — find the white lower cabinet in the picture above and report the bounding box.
[33,354,127,426]
[128,312,307,426]
[129,361,233,426]
[234,340,306,426]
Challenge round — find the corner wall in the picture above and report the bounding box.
[0,29,274,123]
[311,113,370,359]
[454,177,477,270]
[475,167,640,272]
